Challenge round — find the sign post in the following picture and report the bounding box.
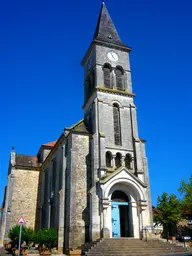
[17,216,26,256]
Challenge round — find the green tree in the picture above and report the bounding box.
[154,192,181,239]
[178,175,192,211]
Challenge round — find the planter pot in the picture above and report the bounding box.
[69,249,81,255]
[168,236,176,241]
[39,250,52,255]
[14,249,19,256]
[22,250,28,255]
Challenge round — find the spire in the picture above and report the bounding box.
[93,2,125,47]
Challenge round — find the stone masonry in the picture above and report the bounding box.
[1,2,153,252]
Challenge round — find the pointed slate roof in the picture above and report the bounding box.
[93,2,126,48]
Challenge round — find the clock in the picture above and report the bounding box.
[107,51,118,62]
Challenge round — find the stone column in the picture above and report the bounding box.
[131,156,134,171]
[102,199,110,238]
[131,201,140,238]
[112,155,116,168]
[111,69,116,89]
[122,156,125,167]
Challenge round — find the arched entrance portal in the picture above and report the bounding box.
[111,190,132,238]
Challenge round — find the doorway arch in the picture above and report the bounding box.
[111,190,133,237]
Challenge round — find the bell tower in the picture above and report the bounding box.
[82,2,142,176]
[81,2,152,240]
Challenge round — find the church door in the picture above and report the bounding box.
[111,190,130,237]
[112,202,120,237]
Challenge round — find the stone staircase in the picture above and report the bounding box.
[85,238,189,256]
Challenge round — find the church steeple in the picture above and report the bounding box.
[93,2,127,48]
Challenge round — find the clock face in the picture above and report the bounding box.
[107,51,118,62]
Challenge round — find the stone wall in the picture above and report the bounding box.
[10,168,40,229]
[68,133,90,249]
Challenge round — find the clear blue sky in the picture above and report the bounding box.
[0,0,192,206]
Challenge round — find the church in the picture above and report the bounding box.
[0,2,153,251]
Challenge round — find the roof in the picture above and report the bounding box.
[15,154,39,168]
[42,140,57,147]
[67,119,90,134]
[93,2,127,48]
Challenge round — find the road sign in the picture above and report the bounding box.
[16,217,26,256]
[17,216,26,225]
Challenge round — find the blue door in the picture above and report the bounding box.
[112,202,129,237]
[111,202,120,237]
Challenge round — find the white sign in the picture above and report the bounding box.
[17,216,26,225]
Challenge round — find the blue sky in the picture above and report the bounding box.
[0,0,192,206]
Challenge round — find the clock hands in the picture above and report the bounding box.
[111,52,115,60]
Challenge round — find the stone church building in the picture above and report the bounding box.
[0,2,153,251]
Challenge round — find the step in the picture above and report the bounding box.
[89,248,187,253]
[87,253,186,256]
[86,238,188,256]
[87,253,188,256]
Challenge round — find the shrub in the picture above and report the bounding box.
[8,225,35,248]
[36,228,57,250]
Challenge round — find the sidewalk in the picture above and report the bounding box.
[0,248,11,256]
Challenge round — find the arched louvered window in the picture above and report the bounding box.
[115,153,122,168]
[113,103,122,145]
[106,151,112,168]
[103,64,112,88]
[115,66,124,91]
[125,154,132,169]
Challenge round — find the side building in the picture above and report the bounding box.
[0,142,56,246]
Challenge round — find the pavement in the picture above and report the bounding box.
[0,248,10,256]
[1,247,192,256]
[155,254,192,256]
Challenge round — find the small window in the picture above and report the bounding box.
[125,154,132,169]
[106,151,112,168]
[44,169,49,202]
[115,153,122,168]
[52,159,57,193]
[115,66,124,91]
[103,64,112,88]
[59,163,63,190]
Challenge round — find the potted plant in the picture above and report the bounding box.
[8,225,35,255]
[36,228,57,255]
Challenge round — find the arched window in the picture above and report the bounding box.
[125,154,132,169]
[113,103,122,145]
[115,66,124,91]
[106,151,112,168]
[103,64,112,88]
[115,153,122,168]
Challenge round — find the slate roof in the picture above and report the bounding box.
[93,2,127,48]
[68,119,90,134]
[15,154,39,168]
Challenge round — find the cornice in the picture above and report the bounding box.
[15,165,40,172]
[97,86,135,97]
[82,86,135,109]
